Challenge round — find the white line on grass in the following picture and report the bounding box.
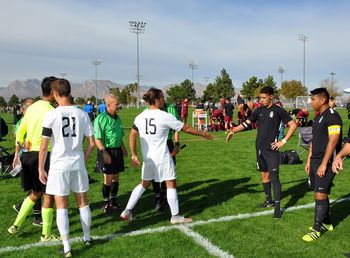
[177,225,234,258]
[1,197,349,255]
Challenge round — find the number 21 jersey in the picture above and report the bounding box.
[42,106,93,170]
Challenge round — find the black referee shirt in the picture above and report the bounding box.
[311,107,342,160]
[248,104,292,151]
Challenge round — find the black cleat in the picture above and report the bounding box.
[101,203,111,214]
[13,203,21,213]
[258,201,274,208]
[273,209,282,219]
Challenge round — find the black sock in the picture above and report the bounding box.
[313,199,328,231]
[323,197,331,225]
[152,181,162,203]
[33,197,42,220]
[262,182,272,203]
[111,181,119,204]
[102,184,111,206]
[270,173,281,210]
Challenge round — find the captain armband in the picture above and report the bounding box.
[328,125,341,135]
[242,121,251,130]
[42,127,52,138]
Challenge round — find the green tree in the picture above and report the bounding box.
[281,80,308,98]
[203,68,234,101]
[166,79,196,103]
[0,96,7,107]
[241,76,261,97]
[74,97,86,105]
[320,78,342,97]
[8,94,20,107]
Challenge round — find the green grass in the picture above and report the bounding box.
[0,108,350,257]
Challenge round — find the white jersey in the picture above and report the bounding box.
[134,109,184,165]
[42,106,93,170]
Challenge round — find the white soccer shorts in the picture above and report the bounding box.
[46,168,89,196]
[141,159,176,182]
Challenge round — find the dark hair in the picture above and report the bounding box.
[226,97,230,101]
[143,87,163,105]
[248,96,252,101]
[41,76,58,96]
[310,88,329,103]
[51,79,71,97]
[260,86,274,95]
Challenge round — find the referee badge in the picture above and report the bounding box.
[270,111,274,118]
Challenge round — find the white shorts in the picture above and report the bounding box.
[142,159,176,182]
[46,168,89,196]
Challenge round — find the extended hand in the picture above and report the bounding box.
[332,156,343,174]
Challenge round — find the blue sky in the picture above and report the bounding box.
[0,0,349,90]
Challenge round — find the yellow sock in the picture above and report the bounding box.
[42,207,54,236]
[14,197,35,227]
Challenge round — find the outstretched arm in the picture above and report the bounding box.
[181,124,213,140]
[226,120,252,143]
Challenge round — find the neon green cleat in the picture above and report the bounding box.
[308,223,334,232]
[302,229,321,242]
[40,234,61,242]
[8,225,19,235]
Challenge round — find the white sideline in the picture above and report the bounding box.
[177,225,234,258]
[1,196,349,255]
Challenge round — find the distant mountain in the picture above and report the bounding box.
[0,79,124,100]
[0,79,208,100]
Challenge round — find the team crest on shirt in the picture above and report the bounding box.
[270,111,274,118]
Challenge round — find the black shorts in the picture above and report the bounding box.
[20,151,50,192]
[96,148,124,175]
[309,159,336,194]
[256,149,279,173]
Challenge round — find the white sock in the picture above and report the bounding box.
[125,184,146,211]
[56,209,70,253]
[79,205,91,242]
[167,188,179,216]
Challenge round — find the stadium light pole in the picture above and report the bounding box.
[330,72,336,88]
[92,59,102,106]
[298,34,307,87]
[189,60,198,86]
[129,21,146,109]
[278,65,285,87]
[204,76,210,87]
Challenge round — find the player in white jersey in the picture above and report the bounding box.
[38,79,95,258]
[120,88,213,224]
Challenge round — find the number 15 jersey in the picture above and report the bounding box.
[133,109,184,165]
[42,106,94,170]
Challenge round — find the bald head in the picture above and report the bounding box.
[21,98,34,114]
[105,93,120,115]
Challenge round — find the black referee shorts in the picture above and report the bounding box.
[20,151,50,192]
[256,149,279,174]
[97,148,124,174]
[309,159,336,194]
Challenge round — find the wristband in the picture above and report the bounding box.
[282,138,287,144]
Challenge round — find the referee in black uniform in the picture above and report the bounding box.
[302,88,342,242]
[226,86,297,219]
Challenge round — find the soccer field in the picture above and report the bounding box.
[0,108,350,258]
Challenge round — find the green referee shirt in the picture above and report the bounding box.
[144,103,180,139]
[94,112,124,148]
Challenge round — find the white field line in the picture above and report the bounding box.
[1,196,349,255]
[177,225,234,258]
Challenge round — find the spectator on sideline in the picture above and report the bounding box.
[98,100,107,113]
